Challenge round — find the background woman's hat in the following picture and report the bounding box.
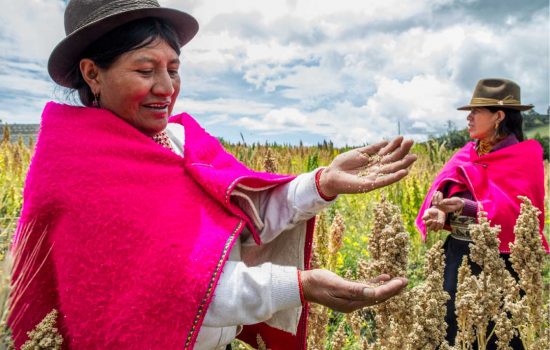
[48,0,199,88]
[457,78,533,111]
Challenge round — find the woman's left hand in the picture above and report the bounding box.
[432,193,464,214]
[436,197,464,213]
[319,136,417,197]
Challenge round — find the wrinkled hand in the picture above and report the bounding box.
[301,269,408,313]
[431,191,444,206]
[319,137,417,197]
[431,191,464,214]
[422,207,446,231]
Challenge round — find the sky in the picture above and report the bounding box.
[0,0,548,146]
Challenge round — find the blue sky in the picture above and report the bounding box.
[0,0,548,146]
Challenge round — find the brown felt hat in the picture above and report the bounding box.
[48,0,199,88]
[457,78,533,111]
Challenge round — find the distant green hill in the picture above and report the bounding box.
[524,111,548,138]
[523,112,548,159]
[525,123,549,138]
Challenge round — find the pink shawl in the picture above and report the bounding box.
[9,102,313,349]
[416,140,548,253]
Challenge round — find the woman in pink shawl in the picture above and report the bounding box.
[417,78,548,350]
[8,1,416,349]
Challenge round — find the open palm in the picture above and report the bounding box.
[319,136,417,197]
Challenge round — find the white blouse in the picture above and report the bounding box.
[165,123,334,349]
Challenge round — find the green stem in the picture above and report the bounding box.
[484,324,496,349]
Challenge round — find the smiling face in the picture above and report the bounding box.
[466,107,502,141]
[92,39,181,136]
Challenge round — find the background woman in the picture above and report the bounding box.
[8,1,416,349]
[417,78,548,349]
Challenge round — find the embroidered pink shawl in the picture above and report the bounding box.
[416,140,548,253]
[10,102,313,349]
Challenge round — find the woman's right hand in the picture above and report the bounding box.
[300,269,408,313]
[422,207,446,231]
[318,136,417,197]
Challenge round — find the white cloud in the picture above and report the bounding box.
[0,0,64,59]
[449,10,549,109]
[234,107,309,132]
[175,97,273,116]
[364,75,465,126]
[265,64,344,100]
[201,113,230,126]
[0,0,547,146]
[176,0,452,25]
[232,100,399,146]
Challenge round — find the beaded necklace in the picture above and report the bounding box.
[476,135,505,156]
[476,139,493,156]
[152,130,175,152]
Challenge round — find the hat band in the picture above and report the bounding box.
[73,0,160,33]
[470,95,521,106]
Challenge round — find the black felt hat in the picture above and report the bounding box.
[48,0,199,88]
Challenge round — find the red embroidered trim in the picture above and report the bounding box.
[184,220,244,349]
[297,270,305,305]
[315,168,337,201]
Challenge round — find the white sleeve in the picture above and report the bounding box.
[201,261,301,327]
[201,171,333,328]
[167,123,332,241]
[233,169,336,245]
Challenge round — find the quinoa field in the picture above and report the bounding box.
[0,134,548,349]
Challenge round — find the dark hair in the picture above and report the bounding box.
[486,107,524,142]
[66,17,181,106]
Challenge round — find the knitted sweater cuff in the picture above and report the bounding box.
[271,265,302,312]
[462,198,478,217]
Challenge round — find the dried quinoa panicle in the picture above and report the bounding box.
[307,303,330,350]
[367,198,409,278]
[455,257,476,348]
[20,309,62,350]
[508,196,549,350]
[455,211,520,350]
[366,198,413,350]
[262,148,278,173]
[331,320,348,350]
[0,245,13,349]
[328,211,345,271]
[307,210,335,349]
[311,211,330,270]
[408,240,450,350]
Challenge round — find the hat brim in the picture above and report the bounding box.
[457,103,534,112]
[48,7,198,88]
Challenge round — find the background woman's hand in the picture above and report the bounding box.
[300,269,408,313]
[421,207,446,231]
[435,197,464,214]
[431,190,444,206]
[319,136,417,197]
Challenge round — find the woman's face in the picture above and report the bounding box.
[466,107,500,140]
[95,39,180,136]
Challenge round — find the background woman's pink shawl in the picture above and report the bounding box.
[415,141,548,253]
[9,102,313,349]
